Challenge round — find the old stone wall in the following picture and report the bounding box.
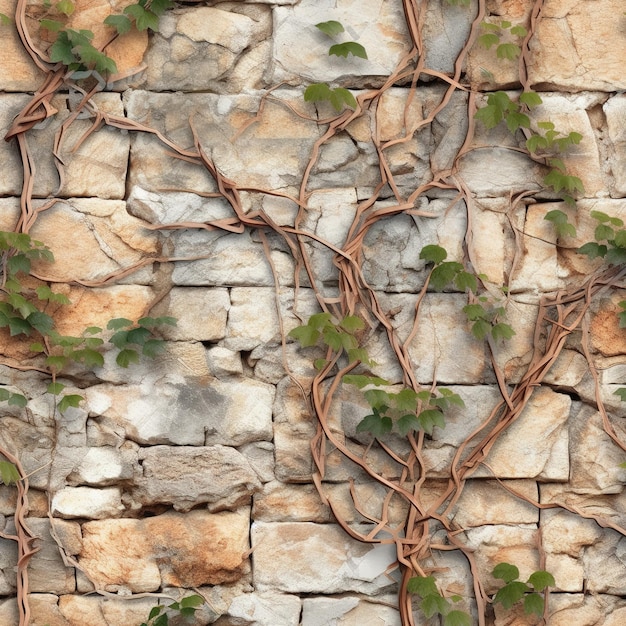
[0,0,625,625]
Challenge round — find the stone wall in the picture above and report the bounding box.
[0,0,625,625]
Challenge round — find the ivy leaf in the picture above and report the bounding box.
[356,412,392,437]
[463,304,488,321]
[56,0,75,15]
[322,326,344,351]
[347,348,373,364]
[614,230,626,247]
[510,25,528,37]
[304,83,332,104]
[147,0,173,17]
[343,374,389,389]
[26,311,54,335]
[421,593,448,617]
[107,318,134,330]
[394,388,418,411]
[577,242,607,259]
[505,111,530,133]
[328,42,367,59]
[491,322,516,341]
[417,409,445,435]
[605,246,626,266]
[420,244,447,264]
[519,91,543,108]
[364,389,391,409]
[139,315,177,328]
[126,326,152,346]
[288,325,320,347]
[73,348,105,368]
[123,4,159,31]
[0,12,12,25]
[109,330,130,349]
[475,104,503,129]
[7,253,30,276]
[523,593,544,616]
[528,570,555,592]
[0,461,20,486]
[328,87,357,111]
[444,610,473,626]
[595,224,615,241]
[496,42,520,59]
[75,44,117,74]
[45,355,68,371]
[493,562,520,583]
[58,394,83,413]
[454,271,477,293]
[142,339,166,358]
[47,382,65,395]
[50,31,79,66]
[429,262,463,291]
[407,575,439,597]
[614,388,626,401]
[494,581,529,609]
[180,594,204,609]
[8,317,32,337]
[116,348,140,368]
[104,14,133,34]
[8,393,27,407]
[477,33,499,49]
[526,134,548,153]
[397,413,421,436]
[315,20,345,37]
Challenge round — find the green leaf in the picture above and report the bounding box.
[491,322,516,341]
[397,413,421,436]
[153,612,168,626]
[343,374,389,389]
[116,349,140,368]
[614,388,626,401]
[75,44,117,74]
[538,121,555,131]
[463,304,488,321]
[526,134,548,153]
[328,42,367,59]
[58,394,83,413]
[126,326,152,346]
[288,325,320,347]
[307,312,333,330]
[421,593,449,617]
[45,355,68,371]
[394,388,418,411]
[523,593,544,616]
[347,348,373,364]
[494,581,530,609]
[505,111,530,133]
[475,104,503,129]
[417,409,445,435]
[605,246,626,265]
[56,0,75,15]
[454,271,477,293]
[180,595,204,608]
[104,14,133,34]
[107,318,134,330]
[477,33,499,49]
[8,293,37,318]
[84,326,102,335]
[510,25,528,37]
[35,285,71,304]
[50,31,79,66]
[614,230,626,247]
[7,253,30,276]
[519,91,543,108]
[8,393,27,408]
[595,224,615,241]
[142,339,166,358]
[578,242,607,259]
[528,570,555,592]
[109,330,130,349]
[340,315,364,333]
[0,461,20,486]
[315,20,345,37]
[493,562,520,583]
[39,18,64,30]
[356,413,392,437]
[407,575,439,597]
[148,606,163,620]
[314,358,327,370]
[26,311,54,334]
[420,244,447,264]
[329,87,357,111]
[500,20,512,28]
[139,315,177,328]
[322,326,344,351]
[429,262,463,291]
[47,382,65,395]
[0,13,12,25]
[438,388,465,407]
[73,348,105,368]
[179,607,196,617]
[364,389,391,409]
[444,610,472,626]
[124,3,160,30]
[8,317,32,337]
[30,342,45,352]
[304,83,333,104]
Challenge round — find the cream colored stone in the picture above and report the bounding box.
[605,94,626,196]
[30,594,70,626]
[58,594,158,626]
[302,597,401,626]
[227,592,301,626]
[51,486,124,519]
[79,509,250,592]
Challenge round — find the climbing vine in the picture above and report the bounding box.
[0,0,624,625]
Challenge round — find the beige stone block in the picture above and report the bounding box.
[58,594,158,626]
[228,592,302,626]
[475,387,570,480]
[302,597,401,626]
[79,509,250,592]
[28,199,157,284]
[254,482,332,523]
[604,94,626,196]
[590,293,626,359]
[30,594,70,626]
[51,486,124,519]
[251,521,397,594]
[547,593,626,625]
[527,0,626,92]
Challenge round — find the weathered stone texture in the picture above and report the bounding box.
[79,509,250,592]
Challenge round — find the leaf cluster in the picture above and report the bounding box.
[407,575,471,626]
[0,460,21,486]
[140,595,204,626]
[463,301,515,342]
[578,211,626,266]
[491,563,555,616]
[105,0,173,35]
[478,20,528,60]
[419,244,478,292]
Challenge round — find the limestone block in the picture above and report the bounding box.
[58,594,163,626]
[227,592,301,626]
[125,89,320,196]
[28,518,76,593]
[207,346,244,377]
[67,445,135,486]
[380,293,491,384]
[474,387,570,481]
[251,522,398,594]
[51,486,124,519]
[527,0,626,92]
[0,598,18,625]
[131,445,261,512]
[0,523,18,594]
[86,375,274,446]
[238,441,275,484]
[271,0,410,85]
[27,198,157,284]
[604,94,626,196]
[546,593,626,625]
[469,202,509,285]
[0,1,46,91]
[141,6,271,91]
[463,525,539,595]
[79,509,250,592]
[153,287,230,341]
[29,593,70,626]
[302,596,401,626]
[225,287,280,350]
[450,480,539,527]
[0,416,53,490]
[253,482,333,523]
[590,293,626,359]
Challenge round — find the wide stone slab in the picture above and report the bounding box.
[79,509,250,592]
